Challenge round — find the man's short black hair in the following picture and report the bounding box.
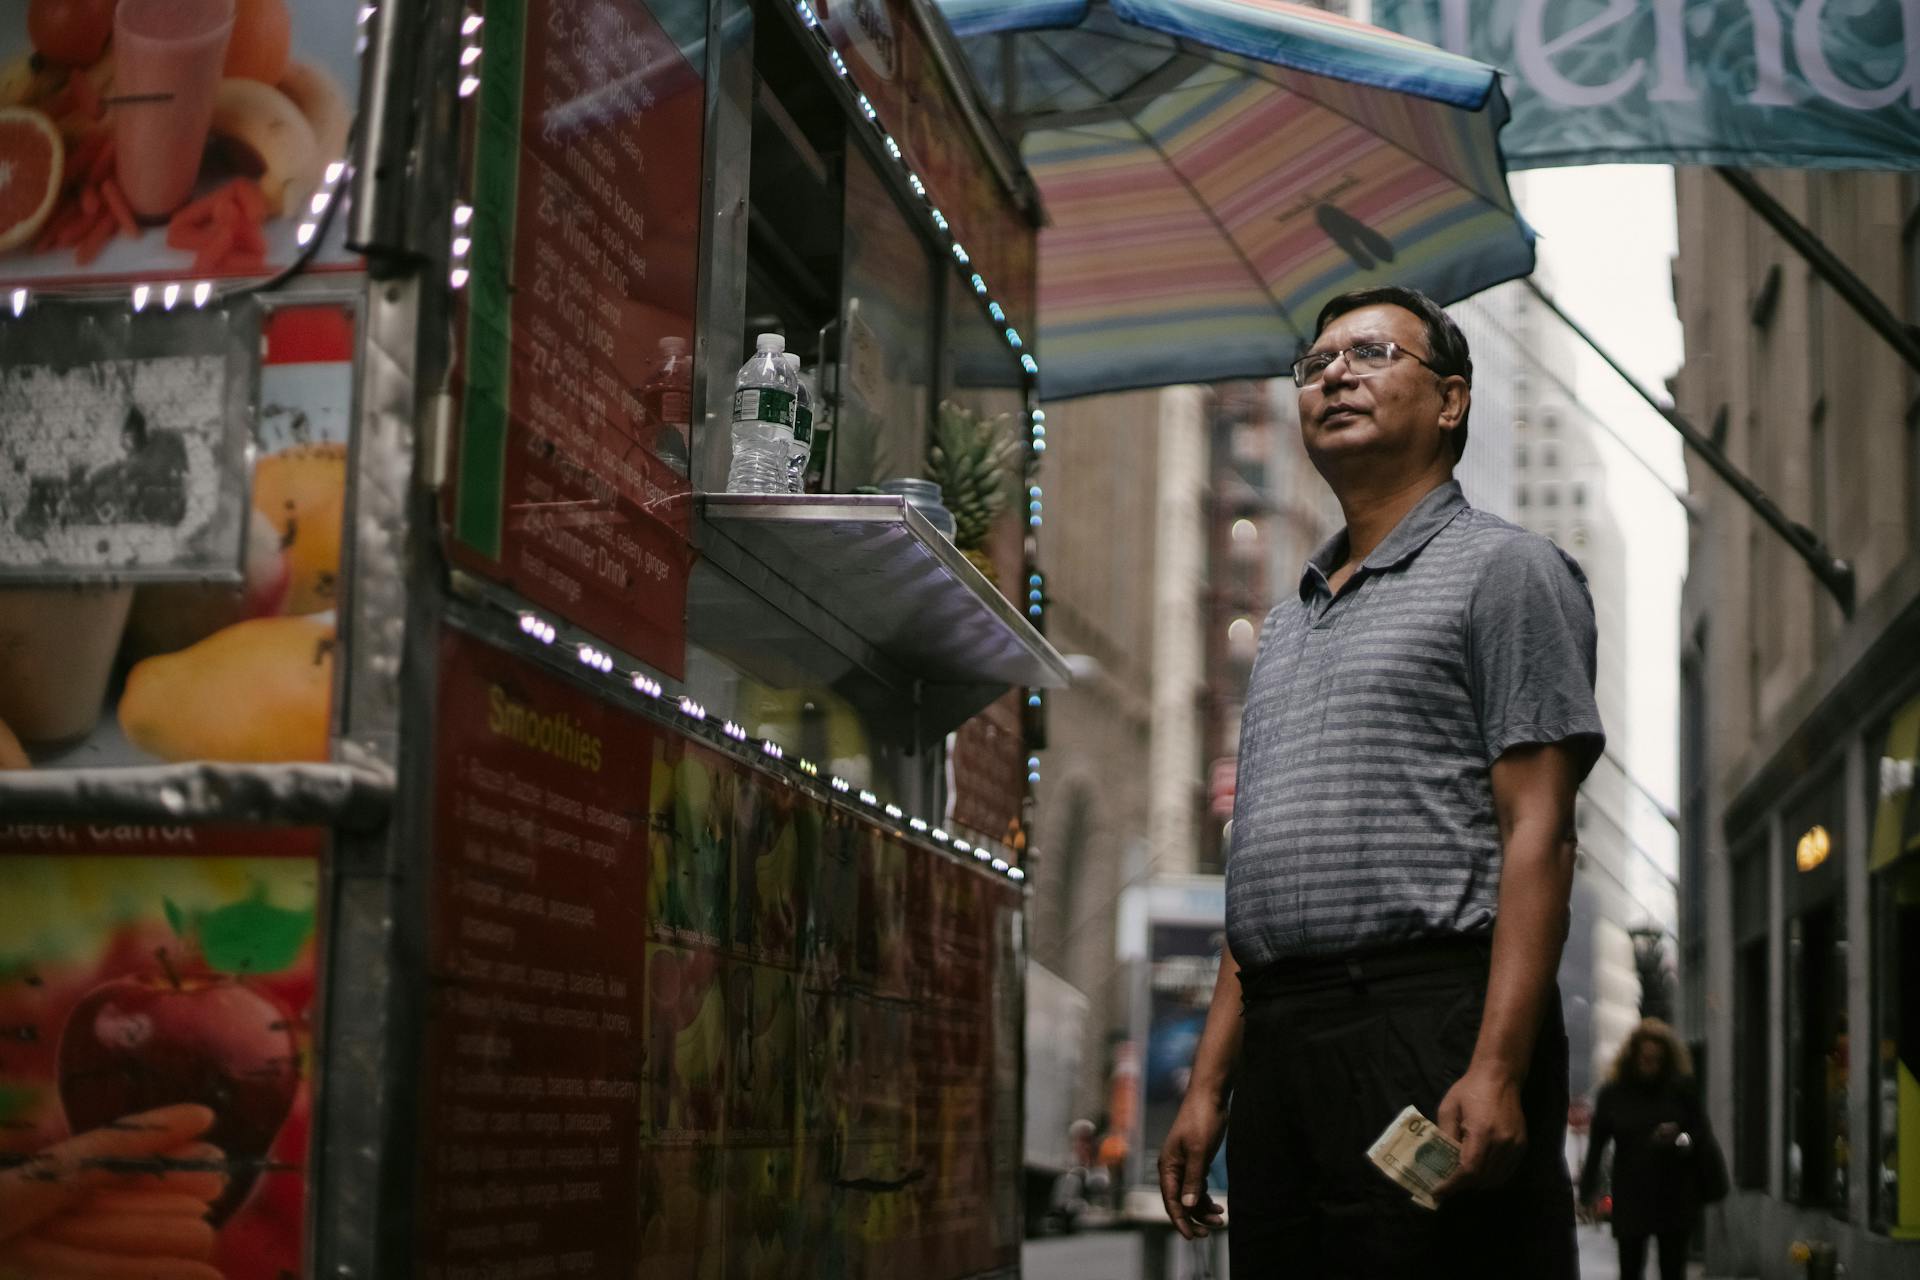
[1312,285,1473,459]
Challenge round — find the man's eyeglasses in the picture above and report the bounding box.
[1291,340,1443,388]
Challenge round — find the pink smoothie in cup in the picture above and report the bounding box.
[113,0,236,219]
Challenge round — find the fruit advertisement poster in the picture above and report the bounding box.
[0,302,352,772]
[0,0,357,287]
[637,736,1024,1277]
[0,825,322,1280]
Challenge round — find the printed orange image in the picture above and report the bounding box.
[0,0,355,283]
[248,440,345,615]
[0,851,318,1280]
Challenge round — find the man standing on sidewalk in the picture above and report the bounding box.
[1157,286,1602,1278]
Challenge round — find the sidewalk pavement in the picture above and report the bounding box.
[1019,1220,1706,1279]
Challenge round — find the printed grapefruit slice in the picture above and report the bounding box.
[0,107,63,253]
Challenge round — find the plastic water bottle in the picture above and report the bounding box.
[783,353,813,494]
[726,333,798,495]
[642,336,692,475]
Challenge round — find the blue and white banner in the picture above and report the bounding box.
[1372,0,1920,170]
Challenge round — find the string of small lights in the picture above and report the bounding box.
[512,604,1027,883]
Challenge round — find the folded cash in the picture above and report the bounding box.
[1366,1105,1461,1210]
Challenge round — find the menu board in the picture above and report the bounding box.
[448,0,705,677]
[422,626,1025,1276]
[421,627,654,1277]
[0,824,322,1280]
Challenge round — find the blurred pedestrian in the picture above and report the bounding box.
[1580,1018,1726,1280]
[1046,1119,1107,1231]
[1156,285,1603,1278]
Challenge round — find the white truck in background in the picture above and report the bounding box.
[1023,961,1090,1233]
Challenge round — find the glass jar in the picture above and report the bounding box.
[877,478,957,541]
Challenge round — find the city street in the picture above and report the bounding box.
[3,0,1918,1272]
[1021,1222,1704,1279]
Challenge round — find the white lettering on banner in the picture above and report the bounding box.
[1515,0,1644,108]
[1794,0,1920,110]
[1436,0,1919,111]
[1642,0,1793,105]
[1647,0,1690,101]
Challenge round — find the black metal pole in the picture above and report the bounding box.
[1716,166,1920,378]
[1524,278,1855,617]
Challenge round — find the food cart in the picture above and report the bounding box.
[0,0,1063,1272]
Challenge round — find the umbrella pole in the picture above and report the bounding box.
[1714,166,1920,378]
[1522,278,1855,617]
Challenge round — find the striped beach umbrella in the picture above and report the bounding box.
[937,0,1534,401]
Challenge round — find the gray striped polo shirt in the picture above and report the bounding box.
[1226,480,1603,968]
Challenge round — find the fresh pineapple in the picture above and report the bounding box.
[926,401,1021,564]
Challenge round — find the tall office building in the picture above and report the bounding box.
[1672,168,1920,1278]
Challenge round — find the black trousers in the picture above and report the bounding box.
[1226,939,1577,1279]
[1618,1229,1688,1280]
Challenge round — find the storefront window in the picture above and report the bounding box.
[1783,769,1848,1216]
[1869,694,1920,1236]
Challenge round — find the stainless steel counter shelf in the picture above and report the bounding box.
[692,494,1069,745]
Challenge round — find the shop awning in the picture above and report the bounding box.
[937,0,1534,401]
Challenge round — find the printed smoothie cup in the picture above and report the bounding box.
[0,585,134,744]
[113,0,236,220]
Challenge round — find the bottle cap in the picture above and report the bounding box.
[783,353,801,369]
[661,336,687,355]
[756,332,785,353]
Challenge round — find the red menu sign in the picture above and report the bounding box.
[420,627,653,1277]
[449,0,705,677]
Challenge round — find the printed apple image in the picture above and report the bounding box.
[57,961,300,1223]
[216,1078,310,1280]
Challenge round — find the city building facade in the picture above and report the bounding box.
[1024,387,1209,1132]
[1673,168,1920,1278]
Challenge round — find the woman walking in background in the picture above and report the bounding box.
[1580,1019,1727,1280]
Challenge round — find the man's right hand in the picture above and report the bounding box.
[1157,1095,1228,1239]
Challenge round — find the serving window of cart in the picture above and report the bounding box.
[0,0,1053,1274]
